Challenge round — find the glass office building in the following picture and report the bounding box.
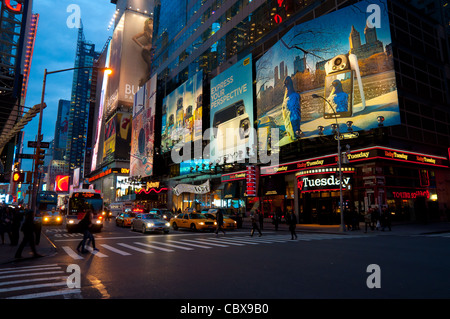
[141,0,450,223]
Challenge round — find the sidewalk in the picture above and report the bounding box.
[0,231,57,265]
[240,218,450,236]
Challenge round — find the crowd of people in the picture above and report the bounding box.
[0,203,43,259]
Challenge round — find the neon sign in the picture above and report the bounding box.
[274,0,284,24]
[392,190,430,199]
[5,0,22,13]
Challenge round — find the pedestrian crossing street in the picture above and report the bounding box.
[0,263,81,299]
[61,233,369,260]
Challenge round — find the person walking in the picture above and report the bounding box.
[250,210,262,237]
[0,204,12,244]
[288,210,298,240]
[364,209,373,233]
[215,209,225,237]
[381,206,392,231]
[76,210,98,253]
[15,210,42,259]
[273,207,281,231]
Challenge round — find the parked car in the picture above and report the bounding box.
[203,209,237,230]
[131,213,170,234]
[149,208,173,221]
[170,213,216,231]
[116,212,136,227]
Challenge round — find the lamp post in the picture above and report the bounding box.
[31,66,112,215]
[312,93,346,232]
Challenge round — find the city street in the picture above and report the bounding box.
[1,219,450,304]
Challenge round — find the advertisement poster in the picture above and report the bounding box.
[255,0,400,150]
[105,11,153,117]
[130,74,157,177]
[103,115,116,162]
[210,54,254,164]
[115,112,132,160]
[161,70,203,154]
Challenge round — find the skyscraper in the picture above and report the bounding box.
[66,24,100,178]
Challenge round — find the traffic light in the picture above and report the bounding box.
[36,148,45,166]
[13,172,25,183]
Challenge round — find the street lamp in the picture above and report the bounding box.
[312,93,346,232]
[31,66,112,215]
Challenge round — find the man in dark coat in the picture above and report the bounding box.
[15,210,42,258]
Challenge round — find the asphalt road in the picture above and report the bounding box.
[2,219,450,305]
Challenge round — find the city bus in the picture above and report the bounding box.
[66,190,104,232]
[36,191,59,225]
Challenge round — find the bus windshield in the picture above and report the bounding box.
[68,192,103,216]
[37,191,58,212]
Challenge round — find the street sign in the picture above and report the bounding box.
[334,132,359,140]
[18,153,35,159]
[28,141,50,148]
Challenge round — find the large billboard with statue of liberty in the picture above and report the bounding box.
[256,0,399,150]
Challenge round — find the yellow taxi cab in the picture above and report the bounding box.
[116,212,136,227]
[170,212,217,231]
[204,209,237,230]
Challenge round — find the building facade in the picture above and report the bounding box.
[125,0,450,224]
[66,24,100,179]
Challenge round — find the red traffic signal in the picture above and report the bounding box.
[13,172,25,183]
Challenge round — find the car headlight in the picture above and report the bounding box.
[68,220,74,224]
[165,222,170,227]
[147,223,154,227]
[199,222,204,225]
[44,217,49,222]
[96,220,101,224]
[56,217,61,221]
[214,221,217,225]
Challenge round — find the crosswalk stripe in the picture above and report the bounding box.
[149,241,194,250]
[62,246,84,260]
[6,288,81,299]
[166,240,212,249]
[0,264,60,272]
[0,266,61,275]
[0,271,65,280]
[85,246,109,257]
[100,244,132,256]
[196,238,245,246]
[0,276,67,287]
[181,239,229,247]
[0,281,68,293]
[117,243,153,254]
[134,242,174,252]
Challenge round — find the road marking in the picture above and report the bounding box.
[166,240,212,249]
[181,239,229,247]
[62,246,84,260]
[134,242,174,252]
[0,271,65,280]
[196,238,245,246]
[0,276,67,287]
[6,288,81,299]
[85,246,109,257]
[0,281,67,293]
[100,244,132,256]
[117,243,153,254]
[0,266,61,275]
[148,241,194,250]
[0,264,60,272]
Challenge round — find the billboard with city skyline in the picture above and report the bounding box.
[160,70,203,154]
[130,74,157,177]
[255,0,400,150]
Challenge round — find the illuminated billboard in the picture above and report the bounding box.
[103,115,116,162]
[255,0,400,150]
[105,11,153,117]
[210,54,254,164]
[55,175,69,192]
[130,74,157,177]
[161,70,203,153]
